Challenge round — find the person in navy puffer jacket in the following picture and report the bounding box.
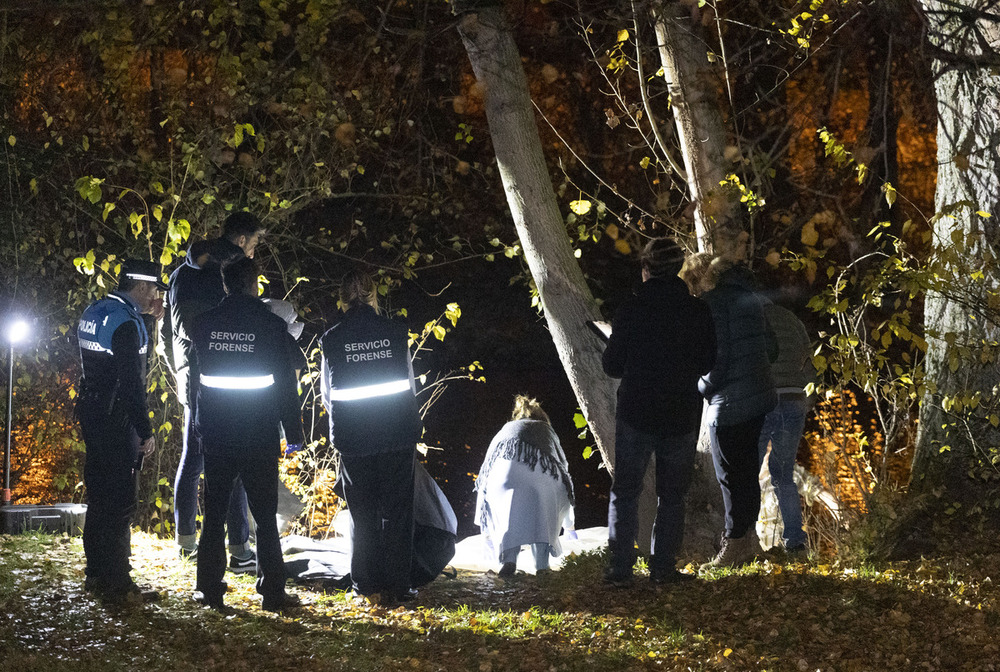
[698,257,777,571]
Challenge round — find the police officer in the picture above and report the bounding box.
[188,256,302,612]
[321,269,422,604]
[76,258,166,604]
[158,212,264,566]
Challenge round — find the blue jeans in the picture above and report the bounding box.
[758,397,808,548]
[607,421,698,578]
[500,543,551,571]
[708,413,767,539]
[174,405,250,552]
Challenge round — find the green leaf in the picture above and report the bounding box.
[573,412,587,429]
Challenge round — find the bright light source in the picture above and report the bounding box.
[7,320,29,345]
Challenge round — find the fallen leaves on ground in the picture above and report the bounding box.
[1,532,998,671]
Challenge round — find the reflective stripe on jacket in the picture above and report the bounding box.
[189,294,302,454]
[320,304,422,456]
[76,291,153,441]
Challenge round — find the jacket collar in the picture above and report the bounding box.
[110,290,141,313]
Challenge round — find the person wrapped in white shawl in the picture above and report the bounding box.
[475,396,575,577]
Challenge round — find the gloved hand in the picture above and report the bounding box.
[284,443,303,457]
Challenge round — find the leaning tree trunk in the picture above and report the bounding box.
[914,0,1000,498]
[651,0,734,251]
[454,5,619,473]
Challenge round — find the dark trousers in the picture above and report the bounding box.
[197,450,286,602]
[174,404,250,548]
[708,414,767,538]
[340,449,415,598]
[607,421,698,577]
[80,418,139,591]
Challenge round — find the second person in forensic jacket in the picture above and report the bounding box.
[188,256,302,612]
[321,269,422,604]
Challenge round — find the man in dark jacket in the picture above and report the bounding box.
[76,259,166,604]
[158,212,264,566]
[699,259,778,570]
[188,257,302,612]
[602,238,717,585]
[320,269,422,604]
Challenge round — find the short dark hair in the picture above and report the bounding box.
[640,237,686,278]
[222,256,258,296]
[222,211,265,242]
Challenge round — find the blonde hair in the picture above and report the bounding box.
[339,268,378,310]
[511,395,550,424]
[679,252,714,296]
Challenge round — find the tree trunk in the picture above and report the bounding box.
[914,0,1000,497]
[651,0,733,250]
[649,0,731,556]
[454,6,619,473]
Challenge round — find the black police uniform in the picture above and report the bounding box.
[188,293,302,608]
[76,264,162,596]
[320,304,422,600]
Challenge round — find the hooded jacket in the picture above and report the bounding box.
[699,265,778,425]
[157,237,245,400]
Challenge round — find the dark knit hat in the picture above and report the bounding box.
[640,237,686,278]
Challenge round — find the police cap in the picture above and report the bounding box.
[119,259,168,290]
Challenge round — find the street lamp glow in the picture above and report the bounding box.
[7,320,29,345]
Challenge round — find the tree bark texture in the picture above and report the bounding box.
[650,0,733,250]
[455,7,619,474]
[647,0,729,556]
[914,0,1000,495]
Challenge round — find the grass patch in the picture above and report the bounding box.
[1,531,999,670]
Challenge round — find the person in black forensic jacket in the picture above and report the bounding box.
[320,269,422,604]
[158,211,264,564]
[76,258,166,604]
[188,256,302,612]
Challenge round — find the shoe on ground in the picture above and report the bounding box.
[262,592,301,613]
[228,550,257,574]
[784,543,808,560]
[602,566,634,587]
[179,546,198,561]
[397,587,419,603]
[192,590,226,610]
[100,582,160,605]
[497,562,516,579]
[699,534,757,573]
[650,569,696,585]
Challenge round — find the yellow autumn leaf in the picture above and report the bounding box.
[617,29,629,43]
[801,221,819,247]
[765,250,781,266]
[7,135,14,147]
[724,648,733,657]
[570,199,592,216]
[614,239,631,255]
[977,210,992,218]
[605,223,620,240]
